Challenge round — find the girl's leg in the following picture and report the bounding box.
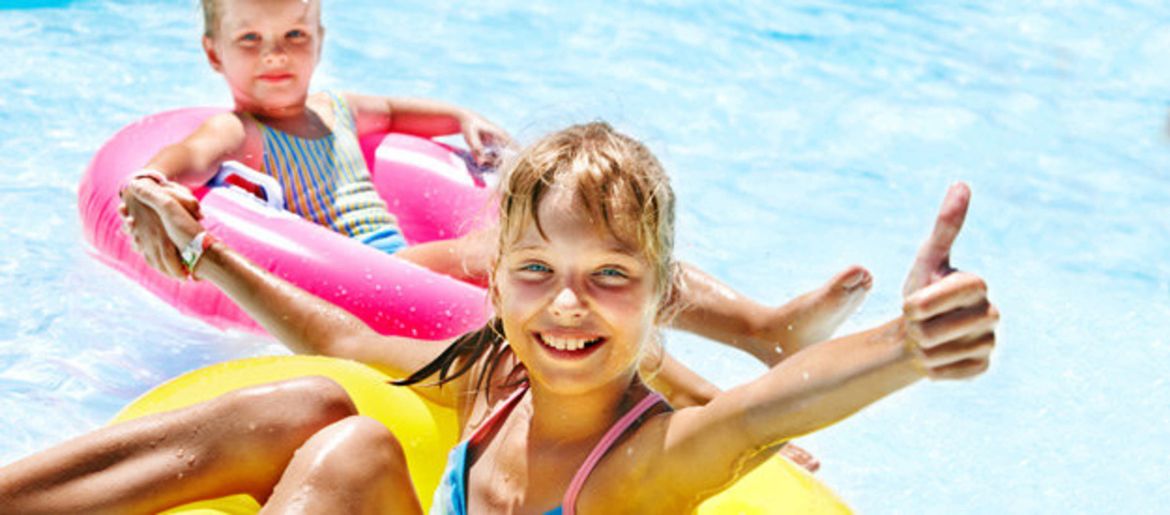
[671,264,873,365]
[0,376,356,515]
[260,416,422,515]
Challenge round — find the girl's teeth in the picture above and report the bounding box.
[542,335,598,351]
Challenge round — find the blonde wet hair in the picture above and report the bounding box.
[199,0,322,37]
[496,121,678,313]
[397,121,680,390]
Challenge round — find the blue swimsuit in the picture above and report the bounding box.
[429,385,665,515]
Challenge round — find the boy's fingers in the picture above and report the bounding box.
[465,128,485,162]
[904,183,971,295]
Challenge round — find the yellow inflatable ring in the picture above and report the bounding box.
[112,355,850,514]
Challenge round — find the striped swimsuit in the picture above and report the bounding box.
[254,91,406,253]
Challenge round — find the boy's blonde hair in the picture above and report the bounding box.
[199,0,221,36]
[199,0,322,37]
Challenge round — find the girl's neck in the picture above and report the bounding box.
[526,372,648,444]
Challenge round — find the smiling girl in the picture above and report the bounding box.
[1,121,996,513]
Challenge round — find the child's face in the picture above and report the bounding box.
[495,184,660,395]
[203,0,322,113]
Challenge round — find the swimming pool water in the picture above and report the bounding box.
[2,1,1168,512]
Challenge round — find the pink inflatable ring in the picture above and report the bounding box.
[79,108,494,339]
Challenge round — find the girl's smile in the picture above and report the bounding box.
[496,183,659,394]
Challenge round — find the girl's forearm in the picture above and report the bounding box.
[739,320,923,447]
[193,242,373,357]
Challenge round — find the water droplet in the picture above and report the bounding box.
[802,371,810,381]
[786,324,794,331]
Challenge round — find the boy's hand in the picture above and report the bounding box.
[118,179,203,279]
[459,112,513,168]
[900,183,998,380]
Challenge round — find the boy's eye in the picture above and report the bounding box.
[520,263,550,274]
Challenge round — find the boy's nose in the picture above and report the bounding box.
[549,287,586,322]
[262,42,288,65]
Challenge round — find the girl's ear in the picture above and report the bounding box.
[203,36,223,72]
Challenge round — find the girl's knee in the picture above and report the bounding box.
[299,416,410,489]
[226,376,357,429]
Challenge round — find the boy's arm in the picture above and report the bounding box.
[630,184,997,510]
[344,93,511,165]
[123,178,464,406]
[142,112,249,186]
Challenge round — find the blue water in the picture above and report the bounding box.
[2,1,1168,512]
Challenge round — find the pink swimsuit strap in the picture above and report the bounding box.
[468,385,530,447]
[562,391,666,515]
[465,385,665,515]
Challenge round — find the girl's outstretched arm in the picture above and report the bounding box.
[123,181,462,405]
[620,184,997,511]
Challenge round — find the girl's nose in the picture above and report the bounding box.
[549,287,586,322]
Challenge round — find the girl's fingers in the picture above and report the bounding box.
[903,271,988,320]
[920,332,996,370]
[167,183,203,220]
[926,358,991,381]
[903,183,970,295]
[915,301,999,350]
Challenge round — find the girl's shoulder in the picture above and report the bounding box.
[454,346,526,438]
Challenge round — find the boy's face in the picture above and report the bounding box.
[203,0,323,113]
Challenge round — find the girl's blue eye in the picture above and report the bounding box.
[521,263,550,273]
[239,33,260,43]
[596,268,627,279]
[287,29,307,39]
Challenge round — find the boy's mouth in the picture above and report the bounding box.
[534,332,605,358]
[258,73,294,82]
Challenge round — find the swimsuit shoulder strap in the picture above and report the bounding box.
[468,384,530,447]
[561,392,666,515]
[324,90,357,133]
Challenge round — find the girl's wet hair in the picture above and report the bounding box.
[396,121,680,390]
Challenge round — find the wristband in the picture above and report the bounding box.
[180,231,218,277]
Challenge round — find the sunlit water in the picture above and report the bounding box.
[2,1,1168,512]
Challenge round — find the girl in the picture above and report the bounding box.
[1,122,996,513]
[122,0,877,418]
